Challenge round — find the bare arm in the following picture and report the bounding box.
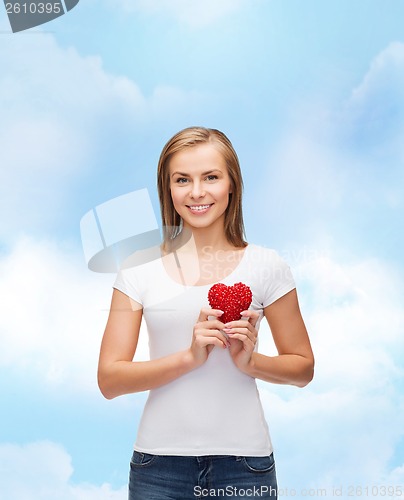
[244,289,314,387]
[98,289,195,399]
[97,289,228,399]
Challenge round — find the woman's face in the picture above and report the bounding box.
[169,143,232,232]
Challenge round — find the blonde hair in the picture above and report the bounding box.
[157,126,247,250]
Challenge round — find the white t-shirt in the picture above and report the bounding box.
[113,243,295,456]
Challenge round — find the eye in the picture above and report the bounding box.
[175,177,189,184]
[205,174,218,181]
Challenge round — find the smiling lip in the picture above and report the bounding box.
[186,204,213,214]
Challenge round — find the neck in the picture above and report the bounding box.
[174,221,233,254]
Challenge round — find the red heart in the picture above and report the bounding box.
[208,282,252,323]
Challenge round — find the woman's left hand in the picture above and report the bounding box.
[224,309,259,373]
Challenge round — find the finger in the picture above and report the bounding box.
[226,332,255,345]
[240,309,260,327]
[204,319,227,330]
[223,323,256,342]
[198,307,224,322]
[223,311,258,329]
[195,335,228,350]
[226,332,256,349]
[195,328,230,347]
[195,319,227,335]
[225,325,257,343]
[223,319,252,330]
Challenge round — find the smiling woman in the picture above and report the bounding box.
[97,126,314,499]
[157,127,246,250]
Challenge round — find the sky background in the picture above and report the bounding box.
[1,1,404,498]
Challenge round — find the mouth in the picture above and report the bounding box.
[186,204,213,214]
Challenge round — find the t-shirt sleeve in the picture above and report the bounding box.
[262,250,296,308]
[113,268,143,305]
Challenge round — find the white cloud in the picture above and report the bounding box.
[257,253,404,491]
[349,41,404,115]
[0,33,142,239]
[255,124,348,244]
[253,42,404,255]
[112,0,252,28]
[0,235,150,391]
[0,33,207,240]
[385,464,404,488]
[0,441,127,500]
[343,41,404,161]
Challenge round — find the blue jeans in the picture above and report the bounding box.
[128,451,278,499]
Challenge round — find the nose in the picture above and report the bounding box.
[190,180,205,199]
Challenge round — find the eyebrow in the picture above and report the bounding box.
[171,169,221,178]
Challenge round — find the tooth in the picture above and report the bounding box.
[191,205,209,210]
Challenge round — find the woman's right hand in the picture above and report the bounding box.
[188,308,229,367]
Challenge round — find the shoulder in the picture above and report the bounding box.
[245,244,295,308]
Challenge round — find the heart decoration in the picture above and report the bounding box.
[208,282,252,323]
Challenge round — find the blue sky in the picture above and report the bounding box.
[1,1,403,498]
